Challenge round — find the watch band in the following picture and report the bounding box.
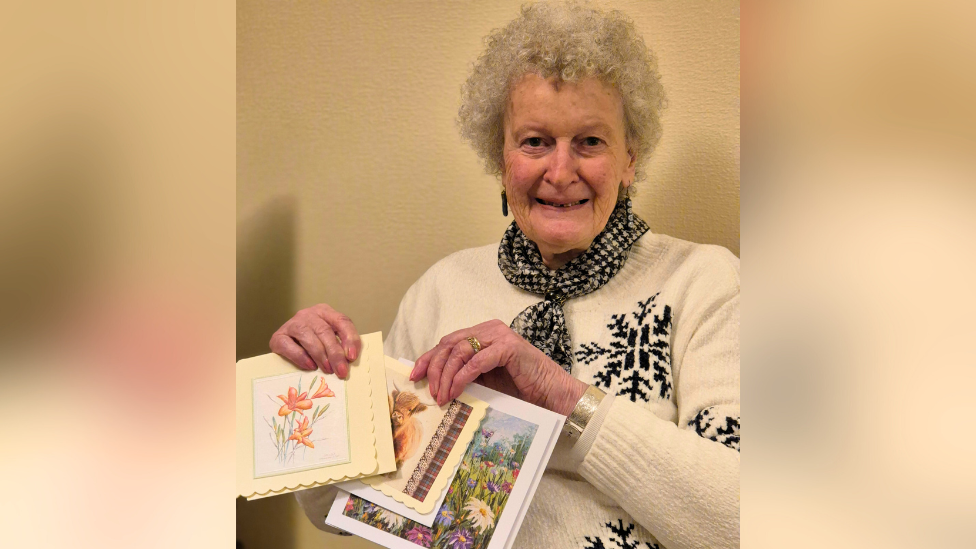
[562,385,606,439]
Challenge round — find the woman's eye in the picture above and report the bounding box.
[523,137,544,148]
[582,136,603,147]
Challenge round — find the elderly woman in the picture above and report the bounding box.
[272,3,739,548]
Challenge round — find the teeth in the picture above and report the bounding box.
[540,199,586,207]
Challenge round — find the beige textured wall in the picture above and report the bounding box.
[237,2,737,547]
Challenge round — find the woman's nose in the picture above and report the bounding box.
[544,141,579,187]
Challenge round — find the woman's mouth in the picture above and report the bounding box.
[536,198,589,208]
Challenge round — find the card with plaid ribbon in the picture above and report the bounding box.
[360,358,488,514]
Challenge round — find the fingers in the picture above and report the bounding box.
[317,306,362,362]
[411,348,434,382]
[425,344,455,400]
[449,345,504,400]
[268,304,363,378]
[414,320,510,402]
[436,340,477,405]
[284,322,333,375]
[312,321,350,379]
[269,333,317,371]
[420,324,491,386]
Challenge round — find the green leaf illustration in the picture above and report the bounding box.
[313,405,320,421]
[310,376,319,392]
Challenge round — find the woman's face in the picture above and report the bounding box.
[502,74,636,268]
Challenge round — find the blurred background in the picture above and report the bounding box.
[0,1,235,548]
[742,1,976,547]
[236,1,738,546]
[3,0,974,547]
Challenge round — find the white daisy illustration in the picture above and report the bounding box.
[463,497,496,533]
[379,509,405,529]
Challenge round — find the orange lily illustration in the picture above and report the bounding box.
[288,416,314,448]
[277,386,313,416]
[311,378,335,399]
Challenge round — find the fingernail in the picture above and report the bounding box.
[305,358,315,370]
[346,346,357,361]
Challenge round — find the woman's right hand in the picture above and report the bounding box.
[269,304,361,378]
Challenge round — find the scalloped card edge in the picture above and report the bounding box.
[236,331,394,499]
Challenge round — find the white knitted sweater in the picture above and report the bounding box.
[297,232,740,549]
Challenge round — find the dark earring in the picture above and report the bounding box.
[501,190,509,216]
[619,182,630,201]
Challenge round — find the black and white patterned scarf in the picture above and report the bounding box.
[497,199,650,371]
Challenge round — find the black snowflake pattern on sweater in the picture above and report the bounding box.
[688,406,740,451]
[574,294,673,403]
[582,519,660,549]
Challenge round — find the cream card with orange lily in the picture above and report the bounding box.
[360,358,488,514]
[236,331,396,499]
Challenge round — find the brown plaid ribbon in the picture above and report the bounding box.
[403,401,473,501]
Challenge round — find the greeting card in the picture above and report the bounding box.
[360,358,488,514]
[327,363,564,549]
[236,331,396,499]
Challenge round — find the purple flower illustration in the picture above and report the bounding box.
[501,481,513,493]
[466,478,476,489]
[481,428,494,441]
[405,525,433,547]
[435,506,454,527]
[511,461,519,469]
[446,528,474,549]
[485,480,500,493]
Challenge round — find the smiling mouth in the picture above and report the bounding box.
[536,198,589,208]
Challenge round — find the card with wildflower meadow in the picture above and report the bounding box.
[339,408,539,549]
[236,332,397,500]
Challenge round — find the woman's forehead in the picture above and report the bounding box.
[505,74,625,133]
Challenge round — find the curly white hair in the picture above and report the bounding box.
[457,1,667,183]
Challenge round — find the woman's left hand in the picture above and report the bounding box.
[410,320,587,415]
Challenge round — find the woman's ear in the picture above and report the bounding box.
[624,148,637,184]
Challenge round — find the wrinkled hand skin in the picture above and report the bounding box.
[410,320,587,416]
[269,303,362,379]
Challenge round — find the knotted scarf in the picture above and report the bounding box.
[497,199,650,371]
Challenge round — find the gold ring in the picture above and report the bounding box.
[466,336,482,354]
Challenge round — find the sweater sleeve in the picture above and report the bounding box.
[577,252,740,549]
[293,485,347,535]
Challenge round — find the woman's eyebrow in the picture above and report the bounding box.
[576,122,615,136]
[510,124,549,138]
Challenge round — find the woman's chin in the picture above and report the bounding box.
[516,206,600,256]
[530,227,591,257]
